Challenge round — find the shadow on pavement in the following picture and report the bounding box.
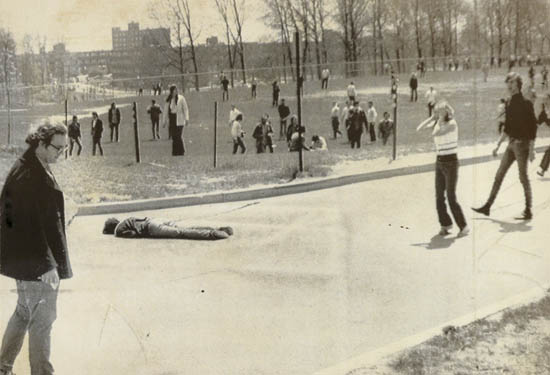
[473,217,532,234]
[412,234,456,250]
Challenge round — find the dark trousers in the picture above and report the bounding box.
[256,140,265,153]
[110,123,119,142]
[279,119,287,139]
[0,280,58,375]
[410,88,418,102]
[251,86,257,98]
[486,140,532,210]
[348,95,356,103]
[540,146,550,172]
[222,89,229,101]
[92,138,103,156]
[435,155,467,229]
[428,103,435,117]
[332,117,342,139]
[381,133,391,145]
[272,95,279,107]
[151,118,160,139]
[350,132,361,148]
[368,122,376,142]
[321,78,328,89]
[172,126,185,156]
[233,137,246,154]
[69,137,82,156]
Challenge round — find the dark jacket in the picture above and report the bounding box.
[0,149,72,281]
[68,121,81,139]
[504,93,537,140]
[108,108,121,125]
[410,77,418,89]
[278,104,290,119]
[147,104,162,121]
[91,118,104,139]
[349,109,367,134]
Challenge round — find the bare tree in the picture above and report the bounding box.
[335,0,369,77]
[0,29,16,96]
[149,0,201,91]
[263,0,295,80]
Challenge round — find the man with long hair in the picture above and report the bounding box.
[163,84,189,156]
[0,121,72,375]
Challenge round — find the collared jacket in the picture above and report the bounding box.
[91,118,103,139]
[504,93,537,140]
[108,107,121,125]
[0,149,72,281]
[163,94,189,127]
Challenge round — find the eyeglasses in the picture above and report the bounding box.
[48,143,67,154]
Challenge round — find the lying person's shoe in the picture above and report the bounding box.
[212,230,229,239]
[218,226,234,236]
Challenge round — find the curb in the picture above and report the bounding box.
[313,284,550,375]
[76,144,550,216]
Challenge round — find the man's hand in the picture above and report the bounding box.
[40,268,59,289]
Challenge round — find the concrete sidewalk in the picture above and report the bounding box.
[1,156,549,375]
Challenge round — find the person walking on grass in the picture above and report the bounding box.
[409,72,418,102]
[228,105,242,128]
[378,112,394,146]
[163,84,189,156]
[321,68,330,90]
[472,72,538,220]
[278,99,291,140]
[425,86,437,117]
[528,64,536,87]
[221,74,230,102]
[330,102,342,139]
[496,98,506,134]
[482,63,489,83]
[348,101,366,149]
[0,121,72,375]
[91,112,104,156]
[251,77,257,99]
[103,217,233,240]
[253,115,269,154]
[272,81,280,107]
[147,99,162,140]
[108,102,121,143]
[366,101,377,142]
[417,101,469,237]
[541,66,548,89]
[231,113,246,154]
[347,81,357,103]
[536,95,550,177]
[68,115,82,156]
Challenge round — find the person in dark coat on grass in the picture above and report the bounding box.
[68,115,82,156]
[91,112,104,156]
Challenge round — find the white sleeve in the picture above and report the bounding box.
[180,95,190,122]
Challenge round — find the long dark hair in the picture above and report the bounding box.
[166,85,178,104]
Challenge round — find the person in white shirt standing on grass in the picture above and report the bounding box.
[425,86,437,117]
[347,82,357,103]
[321,68,330,90]
[416,100,469,238]
[330,102,342,139]
[366,101,378,142]
[163,84,189,156]
[231,113,246,154]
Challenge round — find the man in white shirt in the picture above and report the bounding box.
[231,113,246,154]
[228,105,242,127]
[425,86,437,117]
[330,102,342,139]
[321,68,330,90]
[366,101,378,142]
[347,82,357,102]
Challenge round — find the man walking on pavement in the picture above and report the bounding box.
[473,72,538,220]
[147,99,163,140]
[108,102,121,143]
[0,121,73,375]
[278,99,291,140]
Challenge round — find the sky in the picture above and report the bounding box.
[0,0,272,53]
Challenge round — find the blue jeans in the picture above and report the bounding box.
[487,139,532,209]
[0,280,58,375]
[435,155,467,229]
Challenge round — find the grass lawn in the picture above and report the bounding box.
[352,291,550,375]
[0,66,548,203]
